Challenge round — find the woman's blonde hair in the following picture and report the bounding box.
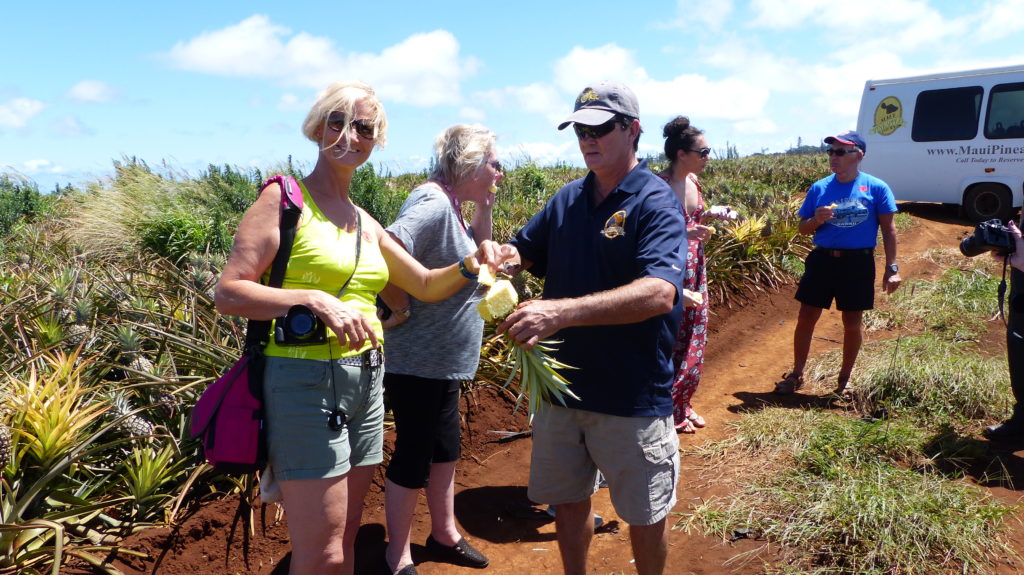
[430,124,496,187]
[301,81,388,151]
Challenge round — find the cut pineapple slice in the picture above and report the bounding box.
[477,279,518,321]
[478,265,496,286]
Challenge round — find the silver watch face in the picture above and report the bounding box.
[888,264,899,273]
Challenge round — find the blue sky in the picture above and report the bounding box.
[3,0,1024,191]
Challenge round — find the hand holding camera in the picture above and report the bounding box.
[276,292,380,351]
[999,220,1024,272]
[961,219,1017,257]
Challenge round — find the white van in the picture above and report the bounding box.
[856,65,1024,222]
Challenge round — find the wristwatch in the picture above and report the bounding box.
[887,264,899,273]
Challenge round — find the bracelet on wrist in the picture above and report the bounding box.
[458,259,478,280]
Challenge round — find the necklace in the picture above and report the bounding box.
[432,179,467,232]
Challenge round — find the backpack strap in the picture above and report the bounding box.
[245,175,304,350]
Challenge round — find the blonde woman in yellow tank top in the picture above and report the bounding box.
[215,82,514,575]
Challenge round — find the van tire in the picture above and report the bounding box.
[963,184,1012,222]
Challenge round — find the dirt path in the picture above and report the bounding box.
[87,205,1024,575]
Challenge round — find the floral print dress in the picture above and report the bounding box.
[662,173,709,428]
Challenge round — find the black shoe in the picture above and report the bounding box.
[382,556,418,575]
[984,419,1024,442]
[425,534,489,568]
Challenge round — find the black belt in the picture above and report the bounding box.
[814,247,874,257]
[336,348,384,368]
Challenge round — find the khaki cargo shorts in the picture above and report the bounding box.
[528,404,679,526]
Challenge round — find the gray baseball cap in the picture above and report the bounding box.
[558,81,640,130]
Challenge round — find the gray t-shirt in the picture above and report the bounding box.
[384,183,484,380]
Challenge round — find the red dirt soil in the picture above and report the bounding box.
[65,204,1024,575]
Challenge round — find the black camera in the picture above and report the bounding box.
[275,304,327,345]
[960,219,1016,257]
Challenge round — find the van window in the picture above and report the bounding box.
[911,86,982,142]
[984,82,1024,139]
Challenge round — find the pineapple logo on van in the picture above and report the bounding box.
[871,96,905,136]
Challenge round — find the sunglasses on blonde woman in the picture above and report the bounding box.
[327,114,376,140]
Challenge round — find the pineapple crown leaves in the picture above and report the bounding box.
[114,325,143,354]
[5,358,112,477]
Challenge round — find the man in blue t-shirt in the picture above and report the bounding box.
[774,130,902,397]
[498,81,688,575]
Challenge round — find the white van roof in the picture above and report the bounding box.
[866,64,1024,88]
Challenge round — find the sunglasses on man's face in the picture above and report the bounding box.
[690,147,711,159]
[327,114,376,140]
[573,119,621,141]
[826,148,859,157]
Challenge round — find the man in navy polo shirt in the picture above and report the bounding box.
[498,81,688,575]
[774,130,901,397]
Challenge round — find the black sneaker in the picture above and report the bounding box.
[425,535,489,569]
[983,419,1024,443]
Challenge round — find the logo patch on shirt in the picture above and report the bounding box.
[601,210,627,239]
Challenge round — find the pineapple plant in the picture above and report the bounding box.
[111,393,155,438]
[115,325,154,374]
[63,297,95,349]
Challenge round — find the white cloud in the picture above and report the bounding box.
[165,15,292,76]
[973,0,1024,42]
[67,80,115,103]
[49,116,91,137]
[661,0,735,31]
[164,16,477,107]
[0,98,45,129]
[505,140,579,166]
[459,107,486,121]
[553,44,643,93]
[18,159,65,175]
[277,92,307,111]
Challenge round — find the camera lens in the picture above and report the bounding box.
[960,235,987,257]
[288,312,316,337]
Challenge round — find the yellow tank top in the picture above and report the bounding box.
[263,181,389,360]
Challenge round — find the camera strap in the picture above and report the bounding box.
[327,209,363,428]
[1000,256,1009,326]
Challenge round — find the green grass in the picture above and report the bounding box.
[678,410,1016,575]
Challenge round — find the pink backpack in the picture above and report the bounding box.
[190,175,302,473]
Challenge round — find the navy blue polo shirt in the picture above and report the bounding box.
[511,160,686,417]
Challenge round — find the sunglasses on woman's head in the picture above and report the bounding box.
[573,119,621,141]
[326,114,376,140]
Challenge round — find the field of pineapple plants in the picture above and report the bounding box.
[2,153,1021,575]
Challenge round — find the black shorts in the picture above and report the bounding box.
[383,373,462,489]
[795,248,876,312]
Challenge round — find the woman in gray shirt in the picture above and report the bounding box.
[378,124,502,575]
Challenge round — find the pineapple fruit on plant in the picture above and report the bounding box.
[63,298,95,349]
[114,325,155,375]
[111,393,156,438]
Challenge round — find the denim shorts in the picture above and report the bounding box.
[528,404,679,526]
[263,355,384,481]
